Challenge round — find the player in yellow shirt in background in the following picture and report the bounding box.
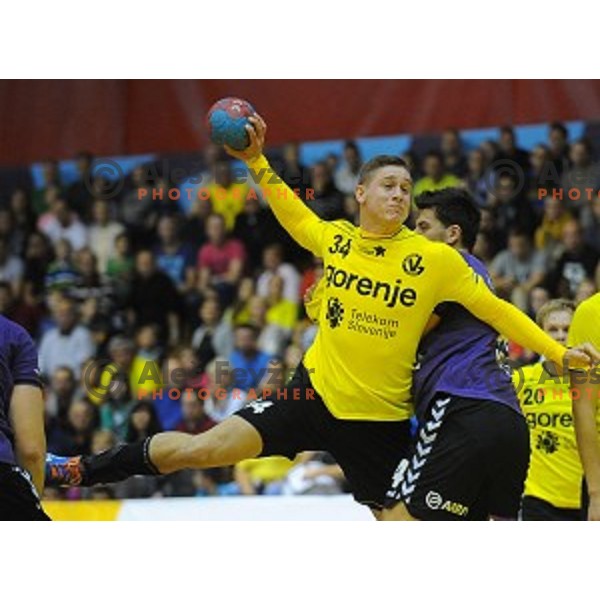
[568,292,600,520]
[516,299,583,520]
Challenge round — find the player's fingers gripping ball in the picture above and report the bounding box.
[207,97,256,151]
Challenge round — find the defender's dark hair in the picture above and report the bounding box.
[358,155,409,185]
[415,188,481,251]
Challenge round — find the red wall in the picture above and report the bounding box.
[1,80,600,166]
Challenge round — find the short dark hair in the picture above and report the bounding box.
[358,155,409,185]
[550,122,567,137]
[415,188,481,251]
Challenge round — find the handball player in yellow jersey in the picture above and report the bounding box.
[569,292,600,520]
[516,299,583,520]
[46,115,599,517]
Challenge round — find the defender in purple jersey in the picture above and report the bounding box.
[382,189,529,521]
[0,315,49,520]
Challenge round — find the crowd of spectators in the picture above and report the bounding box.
[1,122,599,501]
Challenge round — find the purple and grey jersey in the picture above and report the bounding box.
[412,251,520,421]
[0,315,42,465]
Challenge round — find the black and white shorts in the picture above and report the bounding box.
[235,362,411,510]
[0,462,50,521]
[385,395,530,520]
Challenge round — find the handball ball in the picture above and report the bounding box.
[207,97,256,151]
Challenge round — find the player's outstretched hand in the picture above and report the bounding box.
[564,342,600,371]
[224,114,267,163]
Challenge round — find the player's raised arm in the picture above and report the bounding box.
[224,115,327,257]
[434,243,600,370]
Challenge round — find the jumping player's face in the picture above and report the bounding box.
[543,310,572,346]
[356,166,412,228]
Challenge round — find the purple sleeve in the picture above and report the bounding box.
[12,328,42,388]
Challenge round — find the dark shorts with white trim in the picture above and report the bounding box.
[0,462,51,521]
[235,362,411,510]
[384,394,530,520]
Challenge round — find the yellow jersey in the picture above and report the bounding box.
[567,292,600,432]
[515,362,583,509]
[247,155,566,422]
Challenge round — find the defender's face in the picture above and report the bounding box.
[356,166,412,225]
[415,208,449,243]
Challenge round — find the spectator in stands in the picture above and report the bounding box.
[38,196,88,251]
[125,401,162,443]
[207,160,249,231]
[266,275,298,332]
[47,398,98,456]
[233,196,278,272]
[120,165,155,246]
[154,214,196,294]
[256,243,300,304]
[548,122,571,175]
[204,358,247,423]
[534,195,575,256]
[38,296,95,378]
[128,249,183,346]
[22,231,52,293]
[280,142,309,197]
[197,213,245,308]
[130,324,163,399]
[247,295,290,356]
[88,198,125,274]
[546,220,600,298]
[97,336,138,440]
[0,207,25,256]
[490,228,547,311]
[10,188,36,241]
[413,151,462,197]
[528,144,561,207]
[465,149,490,206]
[488,171,537,235]
[225,277,255,326]
[106,232,134,281]
[229,324,273,391]
[67,151,95,219]
[561,139,599,212]
[191,297,234,370]
[307,161,345,220]
[497,125,530,172]
[45,238,80,292]
[175,392,216,435]
[32,159,63,216]
[334,140,362,195]
[0,236,24,297]
[182,195,211,251]
[581,195,600,252]
[528,286,551,320]
[440,128,467,177]
[575,278,597,305]
[72,247,114,317]
[480,140,500,166]
[45,365,80,426]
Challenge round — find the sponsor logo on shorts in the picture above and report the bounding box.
[425,490,469,517]
[247,400,274,414]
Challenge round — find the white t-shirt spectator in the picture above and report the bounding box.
[39,215,88,251]
[490,249,547,284]
[256,263,300,303]
[88,221,125,273]
[38,325,95,378]
[0,255,24,283]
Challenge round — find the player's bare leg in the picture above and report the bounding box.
[148,416,262,473]
[46,415,263,486]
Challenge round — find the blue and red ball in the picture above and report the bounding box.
[206,97,256,151]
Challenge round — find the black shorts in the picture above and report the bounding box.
[0,463,51,521]
[521,495,582,521]
[235,362,411,509]
[385,395,530,520]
